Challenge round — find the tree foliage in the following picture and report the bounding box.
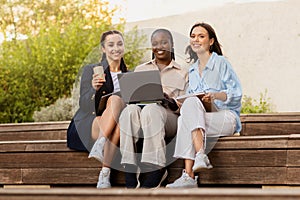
[0,0,146,123]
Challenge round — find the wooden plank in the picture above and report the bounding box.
[168,167,287,185]
[0,140,286,167]
[240,113,300,122]
[3,185,50,189]
[0,169,22,184]
[21,168,100,185]
[209,150,287,167]
[0,188,300,200]
[0,112,298,140]
[0,168,124,186]
[214,135,288,149]
[288,134,300,148]
[0,140,69,152]
[168,159,184,169]
[0,166,297,186]
[0,167,290,186]
[239,113,300,136]
[2,114,294,132]
[0,121,70,133]
[169,150,287,168]
[287,168,300,185]
[287,150,300,167]
[242,123,300,136]
[0,152,100,168]
[0,130,67,141]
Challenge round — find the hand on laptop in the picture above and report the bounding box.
[161,93,179,111]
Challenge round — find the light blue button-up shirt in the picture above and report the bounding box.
[187,52,243,132]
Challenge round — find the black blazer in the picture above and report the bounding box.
[71,60,127,151]
[94,64,114,116]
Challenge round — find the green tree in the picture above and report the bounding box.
[0,0,145,123]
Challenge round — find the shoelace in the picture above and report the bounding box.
[99,173,104,184]
[99,171,109,182]
[178,171,190,182]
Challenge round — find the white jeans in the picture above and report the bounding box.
[119,103,178,167]
[173,97,236,160]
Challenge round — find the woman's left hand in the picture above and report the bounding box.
[202,92,227,102]
[202,92,215,103]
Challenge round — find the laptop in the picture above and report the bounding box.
[117,70,164,104]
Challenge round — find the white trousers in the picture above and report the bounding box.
[173,97,236,160]
[119,103,178,167]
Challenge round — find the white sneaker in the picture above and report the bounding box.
[97,168,111,189]
[88,137,106,162]
[166,170,198,188]
[192,152,213,172]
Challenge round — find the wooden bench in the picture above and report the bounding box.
[0,121,68,141]
[0,112,300,188]
[0,134,299,187]
[240,112,300,136]
[0,113,299,142]
[1,187,300,200]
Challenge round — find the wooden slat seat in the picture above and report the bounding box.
[0,134,299,187]
[169,134,300,186]
[1,187,300,200]
[0,121,69,141]
[0,113,299,188]
[1,113,299,142]
[240,112,300,136]
[0,140,99,185]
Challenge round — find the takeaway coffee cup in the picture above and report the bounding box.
[93,66,105,80]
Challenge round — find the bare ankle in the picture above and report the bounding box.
[185,169,195,179]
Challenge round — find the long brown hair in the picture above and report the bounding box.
[100,30,127,72]
[186,22,223,63]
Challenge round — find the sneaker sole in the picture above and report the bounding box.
[89,137,105,162]
[192,164,213,173]
[96,185,111,189]
[88,154,104,163]
[166,184,198,188]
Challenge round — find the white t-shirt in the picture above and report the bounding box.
[111,71,122,93]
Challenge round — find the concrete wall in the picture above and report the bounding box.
[125,0,300,112]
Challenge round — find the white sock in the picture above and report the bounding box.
[99,136,107,141]
[196,149,205,156]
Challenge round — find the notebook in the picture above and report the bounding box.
[117,70,164,104]
[97,91,121,114]
[176,92,218,112]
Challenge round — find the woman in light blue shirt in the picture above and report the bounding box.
[166,22,242,188]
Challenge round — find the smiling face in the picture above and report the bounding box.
[102,33,125,63]
[189,26,214,55]
[151,31,173,62]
